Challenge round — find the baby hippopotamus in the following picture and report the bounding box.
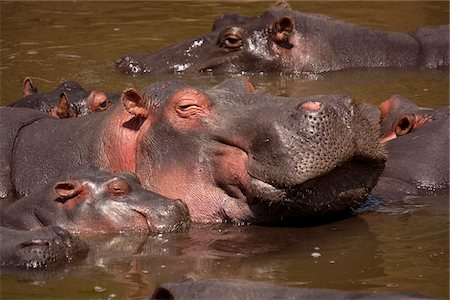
[9,78,115,118]
[1,168,190,234]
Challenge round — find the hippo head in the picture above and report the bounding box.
[106,78,386,224]
[0,170,190,234]
[115,2,319,75]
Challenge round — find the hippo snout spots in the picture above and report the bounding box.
[299,101,322,111]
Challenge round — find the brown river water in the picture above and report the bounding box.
[0,1,449,299]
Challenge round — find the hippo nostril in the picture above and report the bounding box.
[299,101,322,111]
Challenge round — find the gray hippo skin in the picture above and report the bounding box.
[150,279,432,300]
[0,225,88,269]
[370,95,449,200]
[0,78,386,224]
[116,1,449,75]
[9,78,114,118]
[1,168,190,234]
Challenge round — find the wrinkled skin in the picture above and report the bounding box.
[0,225,88,269]
[1,78,385,224]
[369,95,449,200]
[151,279,431,300]
[116,1,449,75]
[9,78,116,118]
[1,168,190,234]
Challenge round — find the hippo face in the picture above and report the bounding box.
[110,78,386,224]
[0,170,190,234]
[116,10,299,75]
[11,79,113,118]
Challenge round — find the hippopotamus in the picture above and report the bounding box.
[9,78,114,118]
[0,225,88,269]
[0,78,386,224]
[116,1,449,75]
[1,168,190,234]
[369,95,449,200]
[151,279,432,300]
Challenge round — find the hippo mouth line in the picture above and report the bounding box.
[130,208,155,232]
[246,157,384,211]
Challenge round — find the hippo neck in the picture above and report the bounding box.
[97,108,151,173]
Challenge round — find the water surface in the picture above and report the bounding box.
[0,1,448,299]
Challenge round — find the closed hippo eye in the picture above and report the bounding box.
[107,178,130,198]
[172,88,211,119]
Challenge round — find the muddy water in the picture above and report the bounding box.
[0,1,448,299]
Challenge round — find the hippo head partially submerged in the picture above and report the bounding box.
[116,1,448,75]
[1,169,190,234]
[100,78,386,224]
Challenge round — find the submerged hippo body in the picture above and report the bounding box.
[0,225,88,269]
[9,79,114,118]
[1,78,386,224]
[116,1,449,75]
[370,95,449,200]
[151,279,431,300]
[0,168,189,234]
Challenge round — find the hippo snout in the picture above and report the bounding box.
[115,56,145,74]
[146,199,191,233]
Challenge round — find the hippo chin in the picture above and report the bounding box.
[1,78,386,224]
[116,1,449,75]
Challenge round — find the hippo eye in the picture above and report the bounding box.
[219,27,245,50]
[107,178,130,198]
[95,100,110,112]
[223,35,242,48]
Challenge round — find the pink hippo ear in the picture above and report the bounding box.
[53,180,83,203]
[121,88,150,118]
[23,78,37,96]
[270,16,294,47]
[50,92,75,119]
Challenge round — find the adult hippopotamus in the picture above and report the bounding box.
[0,225,88,269]
[1,168,190,234]
[369,95,449,201]
[151,278,431,300]
[9,78,114,118]
[116,1,449,75]
[0,78,386,224]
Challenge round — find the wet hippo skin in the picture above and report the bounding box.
[0,168,190,234]
[150,279,433,300]
[370,95,449,201]
[9,78,116,118]
[116,0,449,75]
[0,225,88,269]
[0,78,386,224]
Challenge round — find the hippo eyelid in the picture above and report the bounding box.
[106,178,130,198]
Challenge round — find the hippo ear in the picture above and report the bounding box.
[23,78,37,96]
[270,16,294,48]
[54,180,83,203]
[50,93,75,119]
[88,90,111,113]
[121,88,150,118]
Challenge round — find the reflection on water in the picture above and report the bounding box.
[0,1,448,299]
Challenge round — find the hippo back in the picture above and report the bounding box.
[0,107,52,203]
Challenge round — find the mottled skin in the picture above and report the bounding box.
[1,168,190,234]
[9,78,114,118]
[0,78,385,224]
[370,95,449,200]
[116,1,449,75]
[0,225,88,269]
[151,279,432,300]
